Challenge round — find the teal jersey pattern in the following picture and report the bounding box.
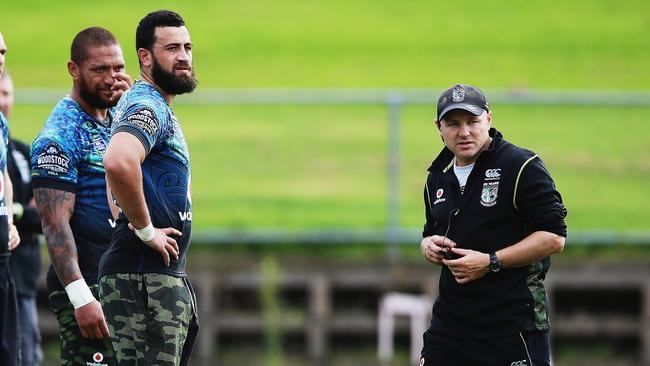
[30,97,115,290]
[0,112,9,260]
[99,80,192,278]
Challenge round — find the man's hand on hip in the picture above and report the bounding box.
[129,223,181,266]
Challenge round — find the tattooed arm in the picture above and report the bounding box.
[33,187,110,339]
[33,188,77,283]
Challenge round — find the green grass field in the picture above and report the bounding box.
[10,103,650,231]
[2,0,649,89]
[2,0,649,232]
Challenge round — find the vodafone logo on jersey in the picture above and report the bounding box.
[86,352,108,366]
[433,188,446,205]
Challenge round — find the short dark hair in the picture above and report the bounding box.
[136,10,185,52]
[70,27,118,64]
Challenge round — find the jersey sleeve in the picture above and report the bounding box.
[1,116,8,151]
[30,131,81,192]
[514,156,568,237]
[112,101,165,154]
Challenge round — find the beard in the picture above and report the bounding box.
[151,56,198,95]
[79,76,116,109]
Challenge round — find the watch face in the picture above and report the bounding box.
[489,253,501,272]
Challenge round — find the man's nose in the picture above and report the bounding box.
[105,71,118,85]
[177,48,191,63]
[459,123,471,136]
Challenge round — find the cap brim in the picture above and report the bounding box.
[438,103,486,121]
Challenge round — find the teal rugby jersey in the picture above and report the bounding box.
[30,97,115,290]
[99,80,192,277]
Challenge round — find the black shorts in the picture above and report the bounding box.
[421,328,550,366]
[1,263,20,366]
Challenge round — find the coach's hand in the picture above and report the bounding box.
[443,248,490,284]
[421,235,456,265]
[129,223,181,266]
[75,300,110,339]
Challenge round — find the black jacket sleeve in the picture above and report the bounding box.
[514,156,568,237]
[422,174,435,238]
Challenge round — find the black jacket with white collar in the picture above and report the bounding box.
[423,127,567,338]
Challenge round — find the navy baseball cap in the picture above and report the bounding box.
[436,84,490,121]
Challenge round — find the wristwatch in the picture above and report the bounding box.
[488,252,502,273]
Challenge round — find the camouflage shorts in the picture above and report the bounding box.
[98,273,199,366]
[48,284,116,366]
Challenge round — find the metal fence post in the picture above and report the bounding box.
[386,91,402,261]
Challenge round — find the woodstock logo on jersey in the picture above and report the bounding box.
[37,143,70,175]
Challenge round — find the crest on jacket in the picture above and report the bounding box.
[480,168,501,207]
[481,182,498,207]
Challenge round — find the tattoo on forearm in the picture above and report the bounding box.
[34,188,80,285]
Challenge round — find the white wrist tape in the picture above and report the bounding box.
[13,202,24,220]
[65,278,95,309]
[134,223,155,242]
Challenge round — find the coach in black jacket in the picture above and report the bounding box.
[420,84,567,366]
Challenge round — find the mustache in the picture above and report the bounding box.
[174,61,192,70]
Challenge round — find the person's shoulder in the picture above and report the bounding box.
[123,81,166,109]
[494,137,538,166]
[117,82,169,122]
[33,99,86,154]
[42,97,87,131]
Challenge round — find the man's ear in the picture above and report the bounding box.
[67,61,79,80]
[138,48,152,67]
